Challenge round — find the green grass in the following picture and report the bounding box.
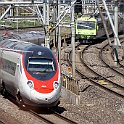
[0,20,42,28]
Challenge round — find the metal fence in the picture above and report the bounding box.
[61,72,79,95]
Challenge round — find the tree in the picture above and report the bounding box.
[74,0,82,14]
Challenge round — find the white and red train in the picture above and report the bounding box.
[0,38,61,107]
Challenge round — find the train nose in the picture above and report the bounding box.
[30,90,60,104]
[36,97,49,103]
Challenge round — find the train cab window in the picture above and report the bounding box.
[27,58,55,73]
[77,21,96,30]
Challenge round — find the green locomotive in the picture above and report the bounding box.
[75,16,98,41]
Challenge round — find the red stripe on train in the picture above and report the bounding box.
[22,55,59,94]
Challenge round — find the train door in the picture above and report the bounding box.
[0,49,3,91]
[0,50,3,77]
[14,57,22,96]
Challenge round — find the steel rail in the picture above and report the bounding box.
[29,110,54,124]
[67,44,124,98]
[29,109,78,124]
[100,36,124,76]
[49,108,78,124]
[80,44,124,97]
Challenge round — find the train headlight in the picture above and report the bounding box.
[54,81,59,89]
[27,80,34,89]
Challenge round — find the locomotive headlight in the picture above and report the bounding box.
[27,80,34,89]
[54,81,59,89]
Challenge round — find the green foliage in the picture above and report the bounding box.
[119,4,124,13]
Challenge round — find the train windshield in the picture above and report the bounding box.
[77,21,96,29]
[27,58,55,73]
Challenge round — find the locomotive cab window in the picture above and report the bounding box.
[27,58,55,73]
[77,21,96,30]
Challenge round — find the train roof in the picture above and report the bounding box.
[0,38,56,63]
[77,16,97,22]
[0,38,40,51]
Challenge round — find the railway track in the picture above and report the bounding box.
[0,90,78,124]
[0,95,79,124]
[29,109,77,124]
[67,39,124,98]
[100,37,124,76]
[80,45,124,97]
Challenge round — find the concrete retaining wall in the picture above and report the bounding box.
[61,86,80,105]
